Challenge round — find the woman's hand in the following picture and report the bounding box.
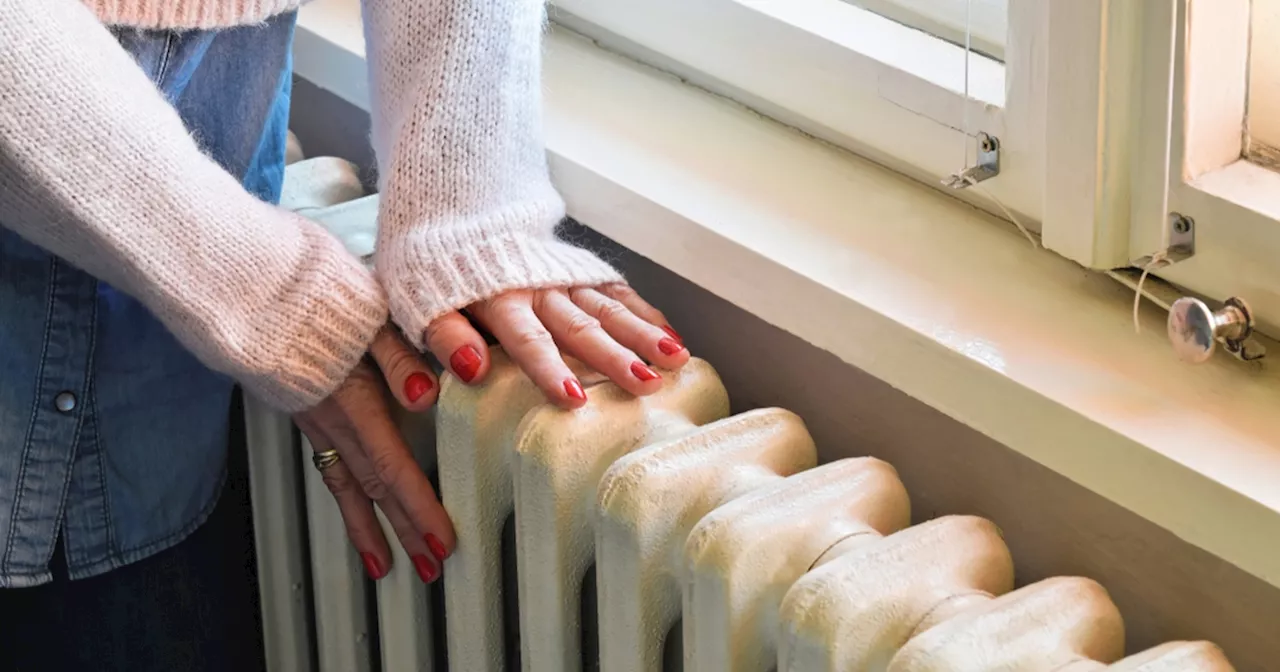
[292,327,451,583]
[422,283,689,408]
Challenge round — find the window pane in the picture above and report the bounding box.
[844,0,1007,61]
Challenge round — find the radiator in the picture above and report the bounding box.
[245,151,1240,672]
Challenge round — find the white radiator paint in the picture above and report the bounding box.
[1106,642,1237,671]
[246,154,1242,672]
[683,457,910,671]
[778,515,1015,671]
[512,369,732,672]
[595,408,817,672]
[244,397,314,672]
[301,436,375,672]
[440,350,731,672]
[889,577,1125,670]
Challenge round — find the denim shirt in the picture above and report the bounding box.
[0,14,296,587]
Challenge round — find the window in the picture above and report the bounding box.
[1089,0,1280,338]
[846,0,1008,61]
[549,0,1280,339]
[549,0,1046,227]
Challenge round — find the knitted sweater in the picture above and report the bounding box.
[0,0,621,411]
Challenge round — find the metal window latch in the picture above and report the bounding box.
[1168,296,1267,363]
[942,133,1000,189]
[1132,213,1265,363]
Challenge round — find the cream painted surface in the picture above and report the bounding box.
[888,577,1125,669]
[1182,0,1248,180]
[243,399,314,672]
[293,5,1280,591]
[1248,0,1280,152]
[1042,0,1141,269]
[511,361,730,671]
[683,458,911,671]
[779,516,1014,670]
[302,437,375,672]
[595,409,817,671]
[1108,642,1238,671]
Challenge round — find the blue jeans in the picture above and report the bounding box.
[0,13,295,587]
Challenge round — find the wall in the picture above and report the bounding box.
[291,77,1280,670]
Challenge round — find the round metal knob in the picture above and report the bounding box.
[1167,297,1253,363]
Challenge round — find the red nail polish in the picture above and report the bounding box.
[450,346,483,383]
[662,325,683,343]
[658,338,684,356]
[564,379,587,402]
[426,534,448,563]
[404,373,433,403]
[412,554,439,583]
[361,552,386,580]
[630,361,661,382]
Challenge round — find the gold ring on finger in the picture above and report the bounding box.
[312,449,342,471]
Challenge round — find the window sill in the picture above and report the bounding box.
[295,1,1280,589]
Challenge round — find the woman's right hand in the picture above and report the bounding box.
[292,326,453,583]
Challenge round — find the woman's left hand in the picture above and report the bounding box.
[420,283,689,408]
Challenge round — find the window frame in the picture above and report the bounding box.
[548,0,1049,227]
[1121,0,1280,336]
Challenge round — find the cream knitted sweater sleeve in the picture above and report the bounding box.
[0,0,388,412]
[361,0,624,349]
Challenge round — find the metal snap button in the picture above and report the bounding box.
[54,391,77,413]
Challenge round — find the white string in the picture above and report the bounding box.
[962,175,1039,248]
[1131,251,1168,334]
[957,0,1037,249]
[962,0,972,170]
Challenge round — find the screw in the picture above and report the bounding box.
[979,134,995,152]
[1170,213,1193,235]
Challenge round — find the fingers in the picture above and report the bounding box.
[598,283,680,340]
[569,287,689,371]
[422,310,491,385]
[296,420,392,581]
[369,326,438,412]
[536,290,664,398]
[377,496,444,584]
[336,385,457,561]
[470,291,585,409]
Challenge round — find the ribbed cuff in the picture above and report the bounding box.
[246,221,389,411]
[86,0,302,29]
[378,208,624,351]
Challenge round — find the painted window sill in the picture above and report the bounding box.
[294,0,1280,589]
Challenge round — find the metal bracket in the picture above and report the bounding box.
[1141,214,1266,363]
[942,133,1001,189]
[1132,212,1195,269]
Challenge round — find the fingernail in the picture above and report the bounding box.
[564,378,587,402]
[412,554,439,583]
[630,361,661,382]
[404,373,433,403]
[662,325,683,343]
[426,534,448,562]
[450,346,482,383]
[361,552,387,580]
[658,338,684,356]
